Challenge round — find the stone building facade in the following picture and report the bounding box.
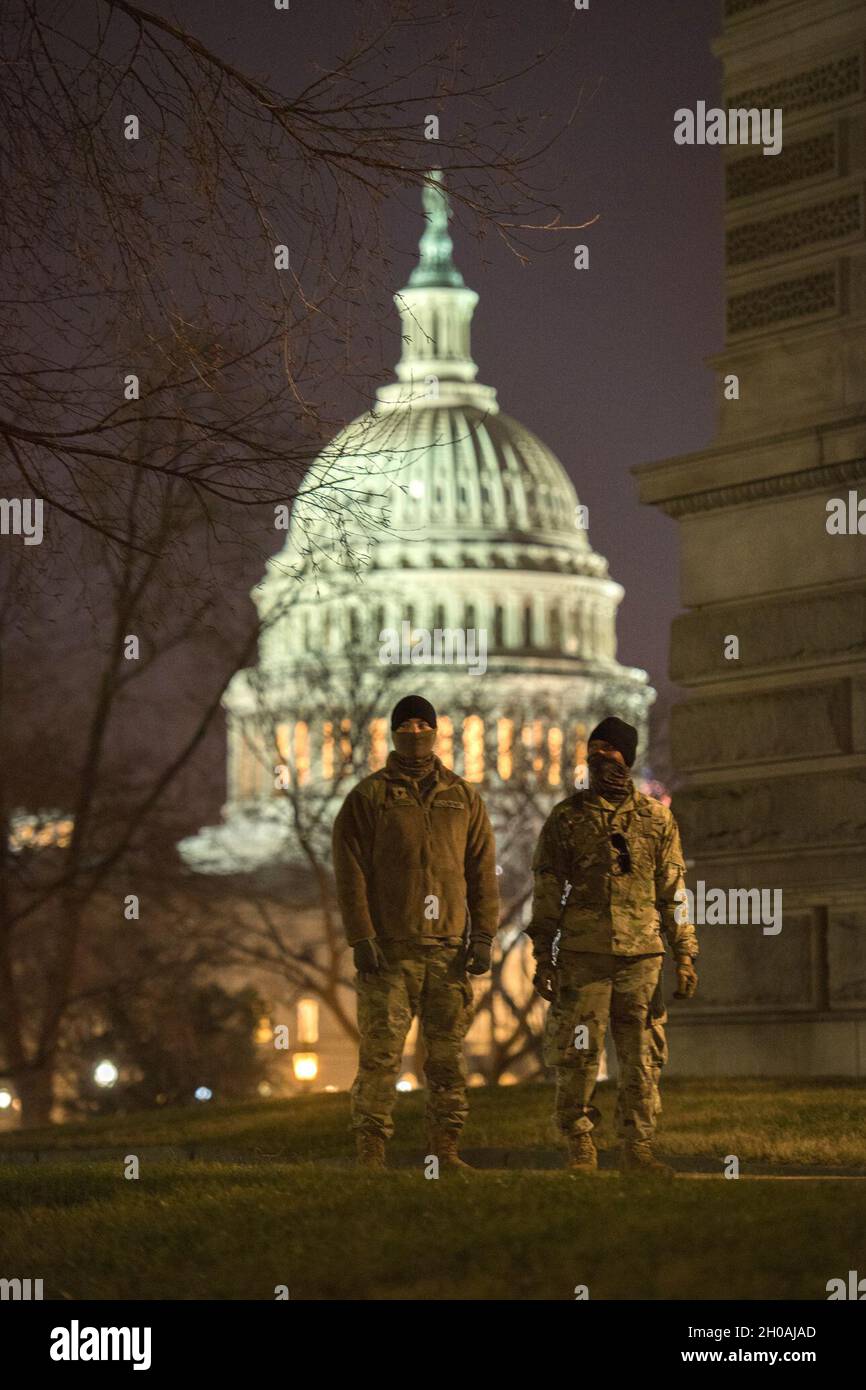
[635,0,866,1075]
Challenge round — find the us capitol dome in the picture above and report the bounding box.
[182,172,654,873]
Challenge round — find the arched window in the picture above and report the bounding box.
[523,603,533,648]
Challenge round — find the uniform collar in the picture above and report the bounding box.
[383,750,446,790]
[586,780,638,820]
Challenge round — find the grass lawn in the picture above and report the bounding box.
[0,1080,864,1299]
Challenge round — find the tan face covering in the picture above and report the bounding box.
[393,728,436,775]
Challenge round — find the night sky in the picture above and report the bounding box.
[20,0,730,831]
[169,0,724,720]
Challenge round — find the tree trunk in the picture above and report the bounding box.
[15,1065,55,1129]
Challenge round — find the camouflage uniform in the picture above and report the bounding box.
[333,753,498,1139]
[352,940,475,1139]
[543,966,669,1118]
[645,980,669,1117]
[528,783,696,1144]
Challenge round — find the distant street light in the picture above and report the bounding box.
[93,1060,118,1088]
[194,1086,213,1102]
[0,1089,12,1109]
[292,1053,318,1085]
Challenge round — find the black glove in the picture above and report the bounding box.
[533,960,556,1002]
[465,938,492,975]
[353,938,388,974]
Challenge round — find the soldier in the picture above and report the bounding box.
[332,695,498,1171]
[528,716,698,1175]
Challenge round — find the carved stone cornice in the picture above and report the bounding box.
[658,454,866,518]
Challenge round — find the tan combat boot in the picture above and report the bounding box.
[621,1141,675,1177]
[356,1131,386,1171]
[430,1130,473,1172]
[567,1133,599,1172]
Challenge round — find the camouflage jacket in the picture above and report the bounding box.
[527,783,698,961]
[332,753,499,947]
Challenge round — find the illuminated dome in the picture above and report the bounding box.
[181,173,653,873]
[260,171,619,672]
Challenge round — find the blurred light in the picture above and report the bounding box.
[292,1053,318,1083]
[257,1081,273,1098]
[194,1086,213,1102]
[0,1089,12,1109]
[254,1015,272,1045]
[297,997,319,1044]
[498,1072,519,1086]
[409,479,424,499]
[467,1073,487,1088]
[93,1060,118,1088]
[8,811,74,853]
[396,1073,417,1092]
[324,1085,338,1093]
[635,774,671,807]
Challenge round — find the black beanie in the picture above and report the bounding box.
[588,716,638,768]
[391,695,437,731]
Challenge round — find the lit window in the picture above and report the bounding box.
[369,718,388,770]
[463,715,484,783]
[340,718,352,767]
[438,715,454,770]
[574,721,588,790]
[297,998,319,1045]
[522,720,544,776]
[294,722,310,787]
[322,721,334,780]
[497,718,513,781]
[548,726,563,787]
[275,723,291,764]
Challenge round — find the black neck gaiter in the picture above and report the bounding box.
[588,752,631,803]
[392,729,437,780]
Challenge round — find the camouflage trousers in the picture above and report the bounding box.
[549,951,664,1145]
[351,941,475,1140]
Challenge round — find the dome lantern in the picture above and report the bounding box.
[389,170,485,397]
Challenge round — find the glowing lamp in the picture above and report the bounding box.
[292,1053,318,1083]
[93,1060,118,1088]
